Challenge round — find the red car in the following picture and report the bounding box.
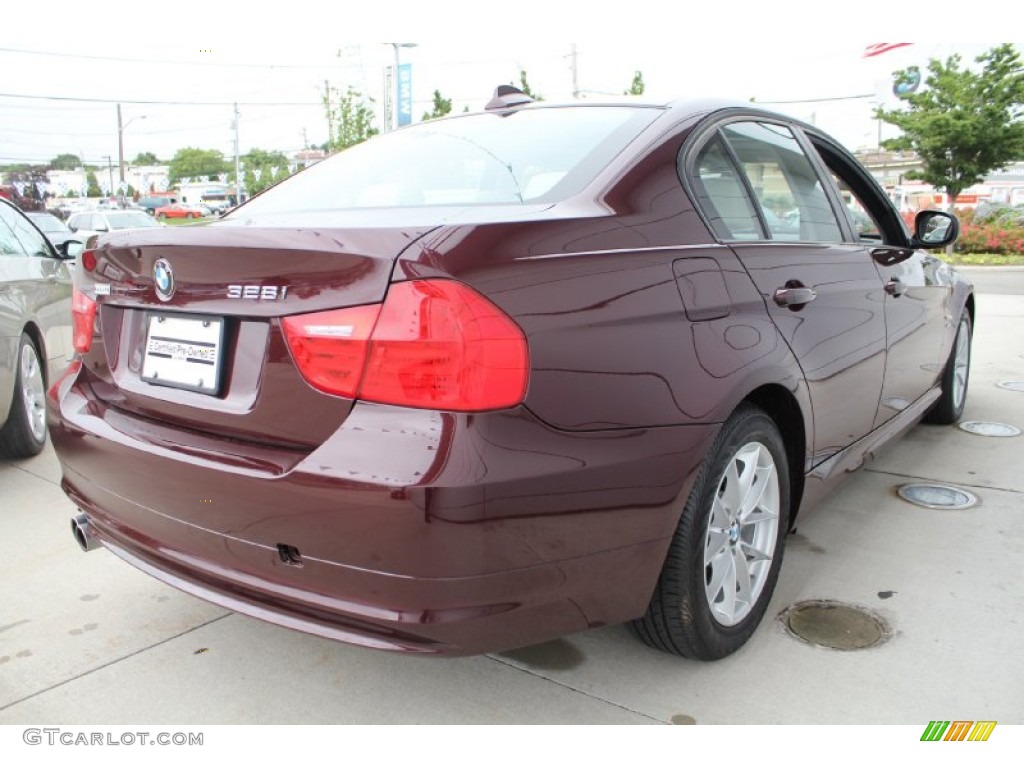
[155,203,205,219]
[49,90,972,660]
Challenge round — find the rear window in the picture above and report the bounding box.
[236,106,659,214]
[107,211,161,229]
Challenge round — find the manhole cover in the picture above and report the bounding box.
[897,483,978,510]
[959,421,1022,437]
[997,381,1024,392]
[781,600,889,651]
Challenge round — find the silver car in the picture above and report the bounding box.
[0,199,76,457]
[67,209,163,243]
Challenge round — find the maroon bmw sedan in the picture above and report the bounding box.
[48,90,972,660]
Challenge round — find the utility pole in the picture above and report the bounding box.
[116,103,125,203]
[571,44,579,99]
[233,103,241,205]
[324,80,333,149]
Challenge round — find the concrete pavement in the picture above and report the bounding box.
[1,282,1022,725]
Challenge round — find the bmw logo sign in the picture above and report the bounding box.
[153,258,175,302]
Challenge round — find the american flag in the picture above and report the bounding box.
[863,43,913,58]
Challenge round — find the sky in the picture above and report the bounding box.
[1,6,1017,169]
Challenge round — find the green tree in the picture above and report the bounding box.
[876,44,1024,212]
[86,171,101,197]
[49,153,82,170]
[242,148,291,195]
[168,148,230,184]
[422,89,453,121]
[133,151,160,165]
[625,71,645,96]
[323,85,378,151]
[518,70,542,101]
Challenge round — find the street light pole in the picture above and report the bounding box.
[103,155,113,200]
[117,104,146,205]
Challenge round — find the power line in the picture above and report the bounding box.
[0,46,339,70]
[0,92,323,107]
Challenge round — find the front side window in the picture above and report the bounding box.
[0,206,27,257]
[8,209,52,258]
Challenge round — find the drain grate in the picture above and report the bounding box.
[897,483,978,510]
[780,600,890,651]
[997,381,1024,392]
[959,421,1022,438]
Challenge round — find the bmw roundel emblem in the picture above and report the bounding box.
[153,258,175,302]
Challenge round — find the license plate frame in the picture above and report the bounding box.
[141,312,225,395]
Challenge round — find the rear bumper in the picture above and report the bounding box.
[50,374,716,655]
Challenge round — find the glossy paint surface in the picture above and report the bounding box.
[49,98,973,655]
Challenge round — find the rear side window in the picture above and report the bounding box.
[687,120,843,243]
[722,122,841,242]
[692,135,764,240]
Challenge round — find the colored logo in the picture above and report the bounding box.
[920,721,997,742]
[153,258,175,302]
[893,69,922,98]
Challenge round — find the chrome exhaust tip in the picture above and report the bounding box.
[71,512,100,552]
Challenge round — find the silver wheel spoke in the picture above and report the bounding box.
[732,546,753,607]
[706,549,733,603]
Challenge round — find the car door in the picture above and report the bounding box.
[684,118,888,468]
[0,202,73,382]
[805,136,951,429]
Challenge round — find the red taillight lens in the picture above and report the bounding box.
[281,303,381,398]
[72,288,97,353]
[283,280,529,412]
[81,249,97,272]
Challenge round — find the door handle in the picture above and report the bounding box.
[773,284,817,308]
[885,278,907,297]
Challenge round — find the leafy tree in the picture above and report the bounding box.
[133,151,160,165]
[518,70,542,101]
[323,85,378,152]
[168,148,230,184]
[49,153,82,170]
[242,148,291,195]
[86,171,101,197]
[625,71,645,96]
[422,89,453,121]
[876,44,1024,211]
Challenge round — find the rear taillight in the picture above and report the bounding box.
[72,287,97,353]
[282,279,529,412]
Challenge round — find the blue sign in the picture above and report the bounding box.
[397,63,412,127]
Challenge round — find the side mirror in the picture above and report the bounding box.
[912,210,959,249]
[55,238,84,260]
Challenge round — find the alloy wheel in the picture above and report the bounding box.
[703,441,781,627]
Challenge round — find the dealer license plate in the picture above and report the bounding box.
[141,313,224,395]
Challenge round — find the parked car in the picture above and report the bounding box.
[24,211,82,249]
[155,203,208,220]
[66,209,163,242]
[50,91,972,660]
[136,195,178,215]
[0,198,76,458]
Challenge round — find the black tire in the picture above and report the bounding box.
[924,311,971,425]
[0,333,48,459]
[633,404,790,660]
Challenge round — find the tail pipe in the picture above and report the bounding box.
[71,512,101,552]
